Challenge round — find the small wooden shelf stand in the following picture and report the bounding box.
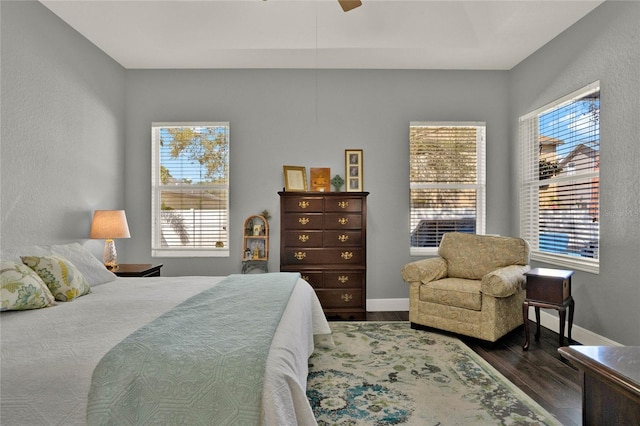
[242,215,269,273]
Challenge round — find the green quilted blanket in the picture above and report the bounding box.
[87,273,299,425]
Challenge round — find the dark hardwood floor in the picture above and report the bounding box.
[364,311,582,426]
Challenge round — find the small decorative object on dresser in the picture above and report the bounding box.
[279,191,369,320]
[331,174,344,192]
[112,263,163,277]
[283,165,308,191]
[310,168,331,192]
[345,149,363,192]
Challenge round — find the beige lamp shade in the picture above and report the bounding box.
[90,210,131,239]
[90,210,131,268]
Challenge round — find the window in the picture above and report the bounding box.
[519,82,600,273]
[151,122,230,257]
[409,122,486,255]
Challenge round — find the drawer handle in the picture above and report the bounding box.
[341,251,353,260]
[298,234,309,242]
[338,275,349,284]
[298,217,310,225]
[302,275,310,281]
[338,201,349,209]
[294,251,306,260]
[298,201,309,209]
[338,234,349,242]
[341,293,353,302]
[338,217,349,225]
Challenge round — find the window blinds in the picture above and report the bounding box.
[519,82,600,271]
[151,123,230,257]
[409,122,486,251]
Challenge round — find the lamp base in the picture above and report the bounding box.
[103,239,118,269]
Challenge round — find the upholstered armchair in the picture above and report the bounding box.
[401,232,530,342]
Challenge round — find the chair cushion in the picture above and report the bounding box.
[419,277,482,311]
[438,233,530,280]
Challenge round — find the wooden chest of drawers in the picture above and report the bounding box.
[279,191,369,320]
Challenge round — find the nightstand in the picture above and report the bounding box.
[112,263,163,277]
[522,267,574,351]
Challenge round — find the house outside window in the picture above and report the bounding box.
[151,122,230,257]
[409,122,486,255]
[519,82,600,273]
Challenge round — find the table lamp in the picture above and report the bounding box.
[90,210,131,269]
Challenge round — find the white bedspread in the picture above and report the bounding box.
[0,276,330,425]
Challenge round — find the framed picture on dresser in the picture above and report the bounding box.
[345,149,363,192]
[283,165,308,191]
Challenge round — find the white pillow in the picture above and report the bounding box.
[0,245,51,262]
[51,243,116,286]
[1,243,116,286]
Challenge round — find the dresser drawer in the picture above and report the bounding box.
[283,230,323,247]
[323,213,362,230]
[283,213,323,229]
[323,230,362,247]
[324,271,364,288]
[283,197,324,212]
[324,197,363,213]
[298,271,323,288]
[282,248,363,265]
[316,289,363,309]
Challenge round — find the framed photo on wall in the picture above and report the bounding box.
[283,165,308,191]
[345,149,363,192]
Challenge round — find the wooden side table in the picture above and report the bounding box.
[112,263,163,277]
[522,267,574,351]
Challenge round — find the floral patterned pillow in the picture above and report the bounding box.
[21,255,91,302]
[1,259,57,311]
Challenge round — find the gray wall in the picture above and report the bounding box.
[509,1,640,345]
[124,69,509,300]
[2,1,638,344]
[0,1,126,258]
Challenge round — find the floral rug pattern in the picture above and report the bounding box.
[307,322,561,425]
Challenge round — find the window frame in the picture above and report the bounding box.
[151,121,230,258]
[409,121,486,256]
[519,81,600,274]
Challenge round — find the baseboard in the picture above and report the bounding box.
[366,298,620,347]
[531,307,621,347]
[366,298,409,312]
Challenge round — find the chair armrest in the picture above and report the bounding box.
[481,265,530,298]
[401,257,448,284]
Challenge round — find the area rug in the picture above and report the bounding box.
[307,322,561,425]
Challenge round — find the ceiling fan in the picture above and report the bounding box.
[338,0,362,12]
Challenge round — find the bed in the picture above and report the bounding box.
[1,243,331,425]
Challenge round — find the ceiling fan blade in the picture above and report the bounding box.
[338,0,362,12]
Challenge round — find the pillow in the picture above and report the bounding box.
[1,259,57,311]
[21,255,92,302]
[1,243,117,286]
[51,243,117,286]
[1,245,52,262]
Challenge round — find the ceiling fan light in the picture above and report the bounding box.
[339,0,362,12]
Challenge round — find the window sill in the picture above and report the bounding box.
[531,251,599,274]
[152,249,230,258]
[410,247,439,257]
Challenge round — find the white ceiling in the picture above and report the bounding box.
[39,0,604,70]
